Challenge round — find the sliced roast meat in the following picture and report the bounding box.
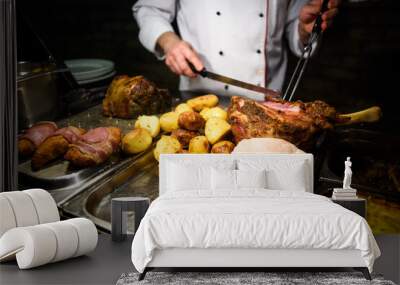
[18,121,58,157]
[53,126,85,144]
[31,126,86,170]
[79,127,109,143]
[64,127,121,167]
[19,121,58,146]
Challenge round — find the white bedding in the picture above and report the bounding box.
[131,190,380,273]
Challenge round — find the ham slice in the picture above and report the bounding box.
[53,126,84,144]
[79,127,109,143]
[64,127,121,167]
[31,126,86,170]
[19,121,58,147]
[18,122,58,157]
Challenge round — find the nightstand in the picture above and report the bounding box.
[111,197,150,242]
[331,197,366,218]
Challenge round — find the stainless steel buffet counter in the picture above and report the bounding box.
[19,95,400,234]
[18,103,160,231]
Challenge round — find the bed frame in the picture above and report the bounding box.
[138,154,371,281]
[139,249,371,280]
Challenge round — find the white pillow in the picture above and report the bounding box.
[211,169,268,190]
[266,161,307,191]
[236,169,267,189]
[165,157,236,170]
[167,163,211,191]
[211,168,236,190]
[238,159,309,191]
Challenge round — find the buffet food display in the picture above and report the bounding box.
[121,88,380,160]
[15,75,388,233]
[17,75,382,174]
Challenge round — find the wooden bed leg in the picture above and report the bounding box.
[354,267,371,280]
[138,268,148,281]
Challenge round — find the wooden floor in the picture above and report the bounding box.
[0,234,398,285]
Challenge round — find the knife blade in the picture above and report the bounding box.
[188,62,281,98]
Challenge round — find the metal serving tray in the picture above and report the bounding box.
[19,94,237,230]
[60,148,158,231]
[19,155,118,190]
[18,104,139,201]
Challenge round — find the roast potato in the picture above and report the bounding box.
[200,106,228,121]
[134,115,160,138]
[122,128,152,154]
[178,111,205,131]
[153,135,181,161]
[186,94,218,111]
[175,103,193,115]
[188,136,210,153]
[171,129,198,148]
[205,117,231,144]
[199,107,210,120]
[211,140,235,154]
[159,112,179,132]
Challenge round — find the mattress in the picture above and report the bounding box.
[131,190,380,273]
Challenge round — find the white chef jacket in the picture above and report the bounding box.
[133,0,310,100]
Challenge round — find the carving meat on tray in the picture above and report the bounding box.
[102,75,171,119]
[18,121,58,157]
[64,127,121,167]
[228,96,382,149]
[31,126,86,170]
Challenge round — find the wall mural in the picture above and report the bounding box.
[14,0,400,235]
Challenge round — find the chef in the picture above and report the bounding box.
[133,0,339,100]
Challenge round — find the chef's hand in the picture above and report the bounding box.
[299,0,341,45]
[157,32,204,78]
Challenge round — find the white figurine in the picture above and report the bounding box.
[343,157,353,189]
[332,157,357,199]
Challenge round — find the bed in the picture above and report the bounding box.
[131,154,380,281]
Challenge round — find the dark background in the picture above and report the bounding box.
[17,0,400,134]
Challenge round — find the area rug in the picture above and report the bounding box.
[116,271,396,285]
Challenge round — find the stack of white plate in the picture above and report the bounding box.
[64,59,116,85]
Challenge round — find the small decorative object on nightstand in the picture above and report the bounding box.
[111,197,150,242]
[331,197,366,218]
[332,157,358,200]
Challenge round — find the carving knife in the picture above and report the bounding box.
[188,62,281,98]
